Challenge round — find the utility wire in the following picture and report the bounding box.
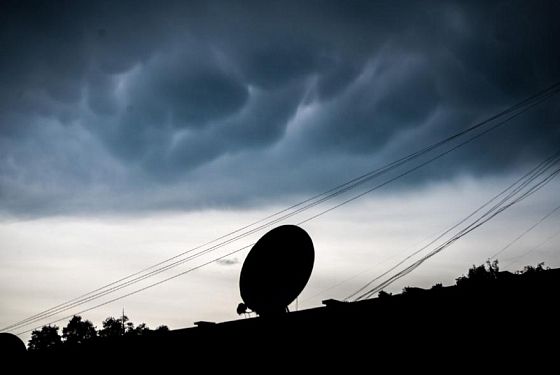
[14,130,560,334]
[358,163,560,299]
[353,159,560,300]
[5,81,559,333]
[346,150,560,300]
[502,226,560,268]
[352,150,560,299]
[15,244,254,335]
[304,157,560,302]
[4,81,560,333]
[489,204,560,260]
[7,108,543,334]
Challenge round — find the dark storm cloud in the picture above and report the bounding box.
[1,0,559,215]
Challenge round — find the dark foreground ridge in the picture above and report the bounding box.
[22,266,559,370]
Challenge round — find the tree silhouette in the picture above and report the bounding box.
[98,315,157,337]
[456,260,499,287]
[99,316,130,338]
[95,315,170,338]
[62,315,97,345]
[154,325,169,333]
[520,262,548,275]
[28,325,61,352]
[126,322,150,336]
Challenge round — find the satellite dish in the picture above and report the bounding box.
[0,333,26,358]
[239,225,314,316]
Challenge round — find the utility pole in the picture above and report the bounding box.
[122,307,125,336]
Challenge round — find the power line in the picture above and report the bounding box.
[489,204,560,260]
[5,81,559,334]
[303,165,560,303]
[4,81,560,333]
[346,150,560,300]
[358,163,560,299]
[7,116,539,333]
[502,226,560,269]
[358,164,560,300]
[300,227,446,304]
[16,138,560,334]
[15,244,255,335]
[350,151,560,300]
[297,100,557,227]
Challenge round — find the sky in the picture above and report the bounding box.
[1,0,560,342]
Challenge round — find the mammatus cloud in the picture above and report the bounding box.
[1,0,559,216]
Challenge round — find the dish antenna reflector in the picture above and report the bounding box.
[239,225,314,316]
[0,333,26,358]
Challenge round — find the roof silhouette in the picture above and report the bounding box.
[24,267,560,370]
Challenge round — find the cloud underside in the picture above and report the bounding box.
[1,0,559,216]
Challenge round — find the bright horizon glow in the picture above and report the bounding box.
[2,174,559,344]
